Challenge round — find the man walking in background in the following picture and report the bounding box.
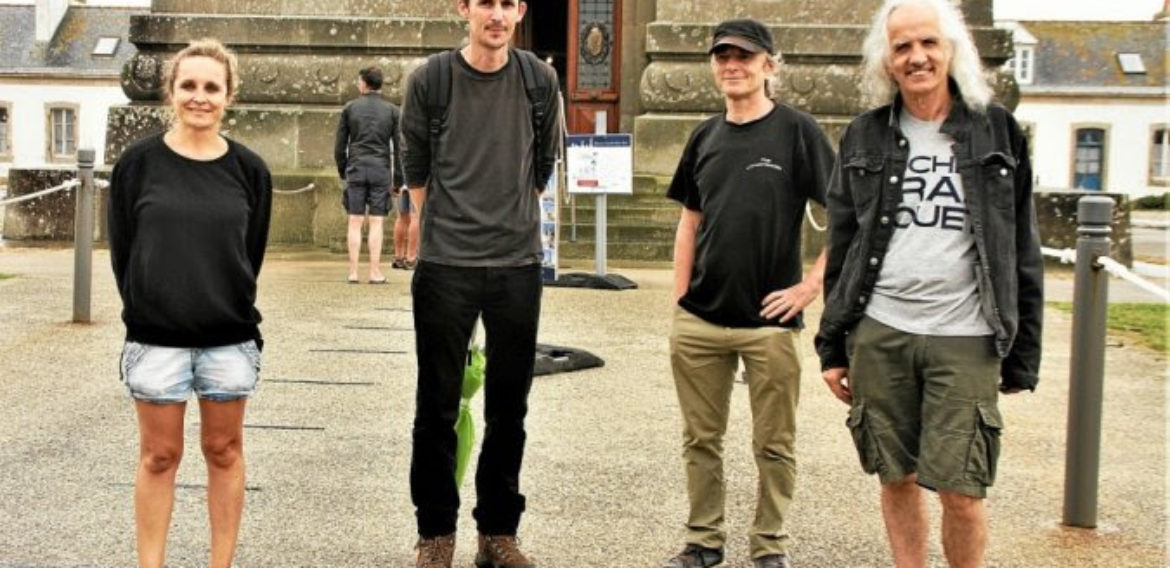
[334,66,405,284]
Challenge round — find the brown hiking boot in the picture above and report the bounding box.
[475,534,534,568]
[416,534,455,568]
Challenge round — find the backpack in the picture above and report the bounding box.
[424,47,554,173]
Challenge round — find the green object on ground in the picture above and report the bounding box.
[455,346,486,486]
[0,274,14,280]
[1050,302,1168,354]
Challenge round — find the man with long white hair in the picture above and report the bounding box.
[815,0,1043,566]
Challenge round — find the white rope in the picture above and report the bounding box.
[1041,247,1077,264]
[272,183,315,195]
[1097,256,1170,303]
[805,203,827,232]
[0,179,80,206]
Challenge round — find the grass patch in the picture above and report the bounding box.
[1050,302,1168,354]
[0,273,14,280]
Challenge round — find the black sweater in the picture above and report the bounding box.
[107,134,272,347]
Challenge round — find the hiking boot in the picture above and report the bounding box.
[753,554,792,568]
[475,534,534,568]
[415,533,455,568]
[662,544,724,568]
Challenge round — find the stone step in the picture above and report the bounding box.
[558,223,676,243]
[558,240,675,263]
[560,203,680,225]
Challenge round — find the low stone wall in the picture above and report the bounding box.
[2,168,106,241]
[1035,190,1132,268]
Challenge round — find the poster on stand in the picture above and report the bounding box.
[566,134,633,195]
[539,163,560,283]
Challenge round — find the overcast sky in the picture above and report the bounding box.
[2,0,1165,21]
[994,0,1161,21]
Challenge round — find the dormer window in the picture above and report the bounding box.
[92,37,120,57]
[1117,53,1146,74]
[1007,46,1034,85]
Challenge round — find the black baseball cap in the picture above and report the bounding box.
[708,19,776,56]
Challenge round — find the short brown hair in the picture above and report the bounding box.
[162,38,240,102]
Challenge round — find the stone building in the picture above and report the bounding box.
[106,0,1015,260]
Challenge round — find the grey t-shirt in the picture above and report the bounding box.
[865,109,992,336]
[401,52,560,267]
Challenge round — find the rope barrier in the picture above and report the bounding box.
[0,179,80,207]
[1041,247,1169,303]
[1097,257,1170,303]
[273,183,315,195]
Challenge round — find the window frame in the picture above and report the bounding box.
[0,102,12,161]
[1069,124,1109,191]
[1151,124,1170,187]
[1012,46,1034,85]
[45,102,80,164]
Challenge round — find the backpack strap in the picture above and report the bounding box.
[511,48,554,184]
[425,49,455,173]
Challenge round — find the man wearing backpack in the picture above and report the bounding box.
[663,19,834,568]
[399,1,559,567]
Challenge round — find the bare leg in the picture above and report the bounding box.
[881,475,928,568]
[347,215,364,281]
[134,401,187,568]
[407,213,420,262]
[939,490,987,568]
[367,216,385,281]
[393,210,409,261]
[199,398,248,568]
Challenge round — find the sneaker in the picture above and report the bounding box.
[392,257,407,269]
[475,534,534,568]
[416,534,455,568]
[663,544,724,568]
[753,554,792,568]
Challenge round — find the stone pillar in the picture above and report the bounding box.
[105,0,467,248]
[633,0,1016,177]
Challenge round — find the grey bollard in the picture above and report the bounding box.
[1061,195,1114,528]
[73,148,96,324]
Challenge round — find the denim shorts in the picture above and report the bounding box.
[119,340,262,403]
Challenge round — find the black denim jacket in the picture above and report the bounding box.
[815,86,1043,391]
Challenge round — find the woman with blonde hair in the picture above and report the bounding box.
[107,38,271,568]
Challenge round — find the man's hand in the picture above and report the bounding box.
[823,367,852,404]
[760,280,819,323]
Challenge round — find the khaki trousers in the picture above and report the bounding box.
[669,306,802,558]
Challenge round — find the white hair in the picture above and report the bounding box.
[860,0,993,111]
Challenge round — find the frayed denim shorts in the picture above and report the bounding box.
[119,340,261,403]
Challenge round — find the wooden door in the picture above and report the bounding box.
[566,0,622,134]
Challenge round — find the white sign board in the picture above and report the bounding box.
[566,134,633,195]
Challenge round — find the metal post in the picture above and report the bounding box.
[72,148,95,324]
[1062,195,1114,528]
[593,111,607,277]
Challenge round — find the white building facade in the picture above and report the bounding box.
[0,1,143,177]
[1000,16,1169,196]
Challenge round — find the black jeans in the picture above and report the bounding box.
[410,261,542,537]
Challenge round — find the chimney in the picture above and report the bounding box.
[35,0,70,43]
[1157,0,1170,21]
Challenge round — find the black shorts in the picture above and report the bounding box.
[343,165,391,216]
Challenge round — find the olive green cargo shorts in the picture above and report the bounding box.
[845,316,1003,498]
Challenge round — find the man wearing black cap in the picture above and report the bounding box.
[663,18,834,568]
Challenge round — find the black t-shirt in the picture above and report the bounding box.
[108,134,272,347]
[667,104,834,329]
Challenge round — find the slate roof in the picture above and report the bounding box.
[1017,20,1168,95]
[0,5,144,77]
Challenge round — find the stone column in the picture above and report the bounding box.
[106,0,467,247]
